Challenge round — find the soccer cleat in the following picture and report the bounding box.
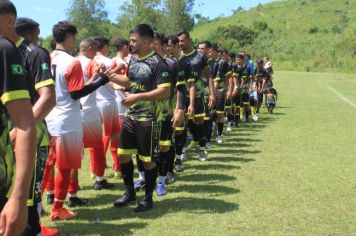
[175,159,184,172]
[227,125,232,132]
[47,194,54,205]
[68,197,89,208]
[165,172,175,185]
[113,190,136,207]
[50,207,78,221]
[134,179,146,192]
[252,114,259,122]
[206,142,212,149]
[156,182,167,196]
[198,150,207,161]
[134,197,153,212]
[216,135,223,144]
[41,225,59,236]
[94,179,115,190]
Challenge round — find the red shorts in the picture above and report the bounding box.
[51,132,83,169]
[82,120,103,149]
[97,100,120,136]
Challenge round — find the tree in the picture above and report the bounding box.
[161,0,195,34]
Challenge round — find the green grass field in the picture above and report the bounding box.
[42,71,356,235]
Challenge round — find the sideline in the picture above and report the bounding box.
[323,83,356,110]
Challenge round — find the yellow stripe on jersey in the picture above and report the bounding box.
[1,90,30,105]
[213,77,221,82]
[176,81,186,86]
[35,78,55,90]
[159,140,172,146]
[118,148,137,155]
[157,83,171,88]
[187,78,195,83]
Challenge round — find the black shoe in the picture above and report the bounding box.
[165,172,175,185]
[113,190,136,207]
[47,194,54,205]
[68,197,89,207]
[94,179,115,190]
[134,198,153,212]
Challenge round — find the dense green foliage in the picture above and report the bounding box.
[192,0,356,73]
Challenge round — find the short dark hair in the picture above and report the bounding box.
[211,43,218,52]
[177,30,190,39]
[52,21,77,43]
[129,24,154,40]
[93,36,109,50]
[229,52,236,60]
[50,38,56,50]
[80,37,97,51]
[247,53,251,59]
[222,49,229,55]
[15,17,39,36]
[0,0,16,16]
[153,31,165,44]
[199,40,211,48]
[167,35,178,45]
[113,38,128,51]
[237,53,245,59]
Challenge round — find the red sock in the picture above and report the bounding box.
[53,168,71,209]
[89,148,95,174]
[111,140,120,172]
[68,175,78,195]
[102,135,110,156]
[93,147,106,177]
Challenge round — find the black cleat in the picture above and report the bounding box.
[113,190,136,207]
[165,172,175,185]
[94,179,115,190]
[47,194,54,205]
[68,197,89,207]
[134,198,153,212]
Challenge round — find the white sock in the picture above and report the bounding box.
[96,176,104,182]
[47,191,54,195]
[228,121,232,127]
[37,201,43,217]
[69,193,77,198]
[175,154,181,160]
[159,176,166,184]
[138,171,145,181]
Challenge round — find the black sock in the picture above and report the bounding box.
[120,160,134,189]
[136,155,145,172]
[174,128,187,155]
[227,114,233,122]
[217,122,223,136]
[144,166,157,200]
[158,151,168,176]
[187,119,198,142]
[195,123,206,148]
[204,119,213,142]
[167,145,175,173]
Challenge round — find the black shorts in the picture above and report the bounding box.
[241,92,250,105]
[159,119,173,146]
[118,117,159,162]
[232,94,241,107]
[22,204,41,236]
[258,93,263,103]
[215,90,226,114]
[225,99,232,109]
[266,94,276,108]
[186,97,205,118]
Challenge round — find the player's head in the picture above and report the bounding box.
[0,0,17,36]
[222,49,229,61]
[177,30,191,51]
[129,24,154,55]
[229,52,236,62]
[151,31,165,53]
[198,40,211,56]
[113,38,129,57]
[237,53,245,66]
[15,17,40,45]
[79,37,98,59]
[208,43,218,59]
[256,58,264,68]
[52,21,78,52]
[167,35,180,56]
[50,38,56,51]
[93,36,110,56]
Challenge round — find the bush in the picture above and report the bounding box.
[253,21,268,31]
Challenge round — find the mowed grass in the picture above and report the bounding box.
[42,71,356,235]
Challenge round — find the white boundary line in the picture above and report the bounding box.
[324,84,356,110]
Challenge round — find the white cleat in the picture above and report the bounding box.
[227,125,232,132]
[252,115,259,122]
[216,135,223,144]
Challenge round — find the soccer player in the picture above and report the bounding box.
[226,52,237,131]
[13,17,58,236]
[177,31,215,163]
[93,36,120,173]
[78,38,115,190]
[45,21,109,220]
[264,56,273,74]
[0,1,37,235]
[213,49,232,144]
[198,40,215,148]
[108,24,170,212]
[255,58,275,113]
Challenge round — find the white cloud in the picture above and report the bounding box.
[33,6,54,13]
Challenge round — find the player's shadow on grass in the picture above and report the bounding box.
[176,173,236,183]
[170,184,239,195]
[54,221,147,235]
[209,156,256,163]
[185,163,241,171]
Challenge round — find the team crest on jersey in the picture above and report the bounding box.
[41,63,49,71]
[161,72,169,77]
[11,64,24,75]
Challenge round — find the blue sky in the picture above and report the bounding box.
[13,0,276,37]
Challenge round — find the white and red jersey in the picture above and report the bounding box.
[94,54,116,100]
[77,55,101,123]
[111,56,128,116]
[46,49,84,135]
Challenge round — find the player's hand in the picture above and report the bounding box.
[9,128,16,148]
[122,92,139,106]
[208,94,216,109]
[232,88,238,97]
[226,91,232,100]
[172,109,185,128]
[0,197,28,236]
[187,105,194,118]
